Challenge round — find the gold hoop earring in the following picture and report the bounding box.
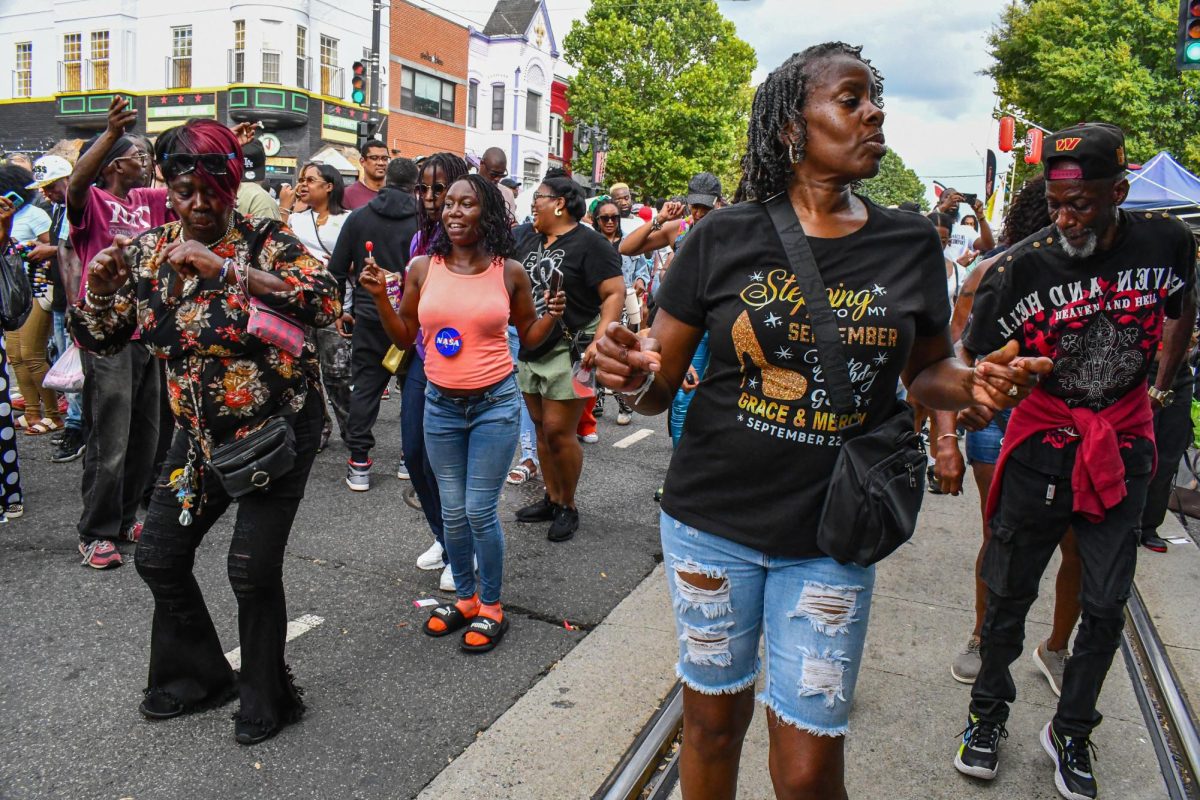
[554,208,563,217]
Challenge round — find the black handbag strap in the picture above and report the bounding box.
[763,194,862,431]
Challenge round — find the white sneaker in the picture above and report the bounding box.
[396,462,410,480]
[416,540,444,570]
[439,562,456,592]
[579,432,599,444]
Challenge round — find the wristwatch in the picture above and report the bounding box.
[1148,386,1175,407]
[650,217,664,232]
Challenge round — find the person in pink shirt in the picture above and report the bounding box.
[342,140,389,210]
[66,96,170,570]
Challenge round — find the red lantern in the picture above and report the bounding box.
[998,116,1015,152]
[1023,129,1043,164]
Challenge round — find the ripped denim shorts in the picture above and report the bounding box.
[661,512,875,737]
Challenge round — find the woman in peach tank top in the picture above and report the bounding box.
[360,175,564,652]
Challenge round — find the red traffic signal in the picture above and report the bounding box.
[1023,129,1043,165]
[998,116,1015,153]
[351,61,367,105]
[1179,0,1200,70]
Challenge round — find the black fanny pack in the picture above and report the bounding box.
[766,196,927,567]
[207,416,296,498]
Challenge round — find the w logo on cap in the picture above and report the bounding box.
[1054,137,1082,152]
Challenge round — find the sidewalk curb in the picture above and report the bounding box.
[417,564,677,800]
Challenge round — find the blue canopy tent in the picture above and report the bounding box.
[1122,151,1200,231]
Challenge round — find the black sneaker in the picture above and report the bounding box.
[50,428,86,463]
[1139,530,1169,553]
[548,505,579,542]
[593,390,605,417]
[516,494,558,523]
[1041,721,1098,799]
[954,713,1007,780]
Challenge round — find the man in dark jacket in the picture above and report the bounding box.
[328,157,419,487]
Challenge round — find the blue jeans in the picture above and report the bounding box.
[401,356,444,555]
[669,332,710,448]
[423,375,520,605]
[507,327,537,464]
[51,310,82,431]
[661,511,875,736]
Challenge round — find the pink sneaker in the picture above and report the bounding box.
[79,540,123,569]
[118,522,143,542]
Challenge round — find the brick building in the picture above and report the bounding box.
[387,1,468,159]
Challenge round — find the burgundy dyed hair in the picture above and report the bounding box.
[154,119,244,206]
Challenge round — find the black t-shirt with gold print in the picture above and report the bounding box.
[655,199,949,558]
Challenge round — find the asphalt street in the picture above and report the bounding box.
[0,389,673,800]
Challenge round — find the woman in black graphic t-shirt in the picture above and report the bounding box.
[594,43,1048,799]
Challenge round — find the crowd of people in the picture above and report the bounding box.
[1,38,1196,800]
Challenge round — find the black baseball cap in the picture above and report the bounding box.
[1042,122,1136,181]
[686,172,721,208]
[242,139,267,181]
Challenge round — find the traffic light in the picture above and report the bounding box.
[356,120,371,150]
[351,61,368,105]
[1179,0,1200,70]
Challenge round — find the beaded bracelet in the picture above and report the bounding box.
[218,258,233,285]
[85,288,115,308]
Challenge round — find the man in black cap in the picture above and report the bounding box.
[236,139,279,221]
[953,122,1196,800]
[618,172,722,259]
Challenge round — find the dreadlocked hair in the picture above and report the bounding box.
[734,42,884,203]
[416,152,469,248]
[429,175,515,260]
[1000,174,1049,247]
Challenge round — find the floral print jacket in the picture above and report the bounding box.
[69,215,341,450]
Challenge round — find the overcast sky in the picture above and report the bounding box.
[411,0,1015,202]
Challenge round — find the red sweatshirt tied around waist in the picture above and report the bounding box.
[985,384,1155,524]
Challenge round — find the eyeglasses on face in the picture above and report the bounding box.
[298,175,331,186]
[415,182,447,196]
[164,152,237,176]
[596,214,620,223]
[532,192,558,203]
[113,152,151,166]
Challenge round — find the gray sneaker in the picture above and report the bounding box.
[346,461,371,492]
[952,635,982,684]
[1032,640,1069,697]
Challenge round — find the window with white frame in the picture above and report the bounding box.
[525,90,541,133]
[296,26,308,89]
[232,21,245,82]
[171,26,192,88]
[90,31,109,90]
[14,42,32,98]
[400,68,455,122]
[491,83,504,130]
[262,51,280,84]
[523,158,541,187]
[468,80,478,128]
[549,114,564,157]
[63,33,82,91]
[320,35,338,96]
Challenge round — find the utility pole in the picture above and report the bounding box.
[369,0,384,140]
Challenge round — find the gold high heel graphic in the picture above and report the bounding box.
[731,310,807,400]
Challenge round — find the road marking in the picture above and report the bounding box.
[225,613,325,670]
[613,428,654,449]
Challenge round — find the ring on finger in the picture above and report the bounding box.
[1007,384,1019,398]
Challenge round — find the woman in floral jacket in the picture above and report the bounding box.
[70,120,340,746]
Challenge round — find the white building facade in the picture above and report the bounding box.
[0,0,385,180]
[464,0,558,189]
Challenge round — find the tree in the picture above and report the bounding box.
[563,0,756,199]
[988,0,1200,174]
[858,149,929,211]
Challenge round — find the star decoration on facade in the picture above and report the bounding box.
[871,283,886,296]
[774,346,794,360]
[764,312,782,328]
[749,271,765,282]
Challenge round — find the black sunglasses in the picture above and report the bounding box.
[596,214,620,223]
[163,152,237,177]
[415,182,447,196]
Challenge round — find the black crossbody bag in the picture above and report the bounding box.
[765,196,926,567]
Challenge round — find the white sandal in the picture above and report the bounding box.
[506,462,537,485]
